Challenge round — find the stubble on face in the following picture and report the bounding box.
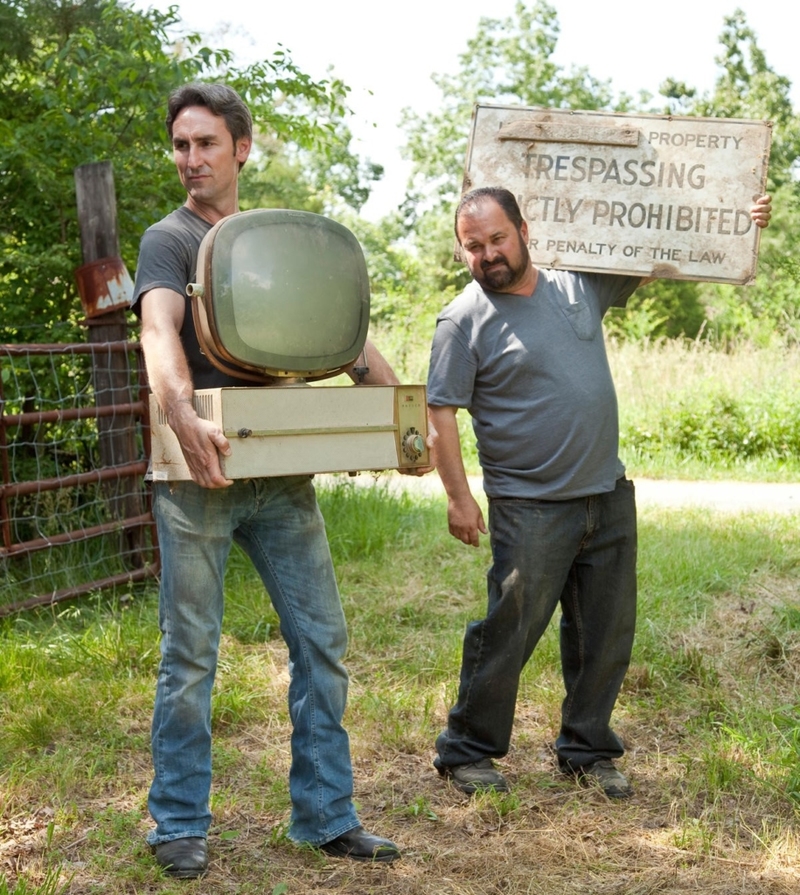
[171,106,250,221]
[456,199,534,295]
[475,231,531,291]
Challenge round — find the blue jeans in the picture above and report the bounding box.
[147,476,359,847]
[434,478,637,772]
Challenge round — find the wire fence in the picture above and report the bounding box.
[0,327,157,615]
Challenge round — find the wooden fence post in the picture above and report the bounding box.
[74,161,145,564]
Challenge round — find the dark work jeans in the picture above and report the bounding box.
[434,477,637,772]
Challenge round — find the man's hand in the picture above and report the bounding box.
[447,492,487,547]
[168,402,233,489]
[751,194,772,228]
[397,462,435,477]
[141,287,233,489]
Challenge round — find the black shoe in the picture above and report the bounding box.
[153,837,208,878]
[439,758,509,794]
[320,825,401,863]
[566,759,633,799]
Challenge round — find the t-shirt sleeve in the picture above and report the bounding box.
[130,226,194,318]
[427,317,477,409]
[601,273,641,309]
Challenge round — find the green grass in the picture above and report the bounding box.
[0,870,69,895]
[3,336,795,616]
[2,335,800,891]
[610,338,800,480]
[1,480,799,893]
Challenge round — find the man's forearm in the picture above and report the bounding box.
[428,406,471,499]
[141,305,232,488]
[139,288,197,426]
[429,404,486,546]
[141,323,196,425]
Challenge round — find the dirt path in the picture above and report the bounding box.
[341,473,800,515]
[634,478,799,514]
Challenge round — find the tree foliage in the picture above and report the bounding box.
[384,2,800,346]
[400,0,615,215]
[678,10,800,343]
[0,0,377,340]
[695,10,800,189]
[2,1,797,350]
[384,1,620,328]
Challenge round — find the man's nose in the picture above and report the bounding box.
[186,143,202,169]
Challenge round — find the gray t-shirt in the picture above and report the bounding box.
[427,269,639,500]
[131,205,254,389]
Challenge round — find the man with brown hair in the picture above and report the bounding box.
[133,83,402,877]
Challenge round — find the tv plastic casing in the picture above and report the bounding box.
[188,208,371,382]
[149,209,429,479]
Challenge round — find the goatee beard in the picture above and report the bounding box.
[481,259,516,290]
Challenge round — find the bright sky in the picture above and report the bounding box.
[133,0,798,219]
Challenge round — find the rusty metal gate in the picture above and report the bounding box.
[0,340,158,616]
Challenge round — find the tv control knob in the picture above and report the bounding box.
[402,428,425,461]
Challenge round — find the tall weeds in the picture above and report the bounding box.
[611,338,799,478]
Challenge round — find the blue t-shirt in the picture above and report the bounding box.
[427,269,639,500]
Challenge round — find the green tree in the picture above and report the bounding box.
[240,117,383,215]
[383,2,799,346]
[621,9,800,342]
[694,9,800,189]
[681,10,800,343]
[380,1,621,343]
[0,0,374,341]
[400,0,614,216]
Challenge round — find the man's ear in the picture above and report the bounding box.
[235,136,252,166]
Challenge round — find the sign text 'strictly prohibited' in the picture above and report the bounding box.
[462,104,772,284]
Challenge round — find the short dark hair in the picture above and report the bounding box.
[165,83,253,145]
[454,187,525,241]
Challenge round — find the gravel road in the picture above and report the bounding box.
[335,474,800,515]
[633,478,799,514]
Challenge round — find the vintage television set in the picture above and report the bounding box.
[149,209,429,480]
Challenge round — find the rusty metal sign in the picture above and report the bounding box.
[462,104,772,284]
[74,255,133,317]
